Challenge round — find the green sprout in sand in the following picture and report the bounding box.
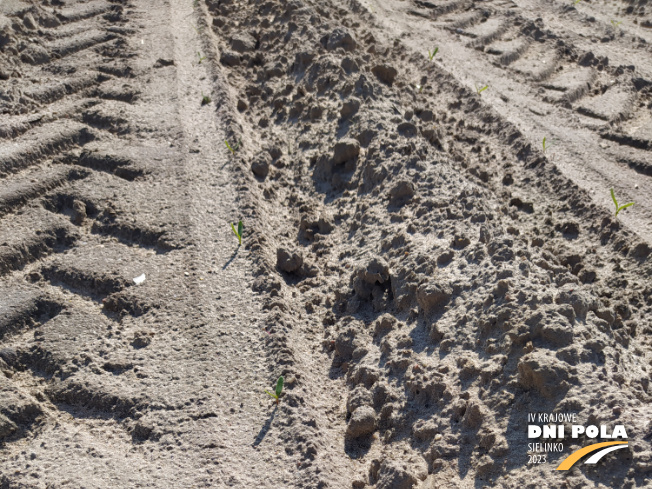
[475,83,489,94]
[230,220,243,245]
[197,51,206,64]
[201,93,211,105]
[611,20,622,28]
[428,47,439,61]
[542,137,554,153]
[225,139,240,154]
[265,376,284,405]
[610,188,634,217]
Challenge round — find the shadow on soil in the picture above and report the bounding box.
[252,405,277,447]
[222,246,239,270]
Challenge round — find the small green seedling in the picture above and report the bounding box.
[428,47,439,61]
[225,139,240,154]
[542,137,554,153]
[197,51,206,63]
[265,376,284,405]
[611,20,622,27]
[475,83,489,94]
[610,188,634,217]
[415,84,424,93]
[574,0,582,5]
[230,220,243,245]
[201,93,211,105]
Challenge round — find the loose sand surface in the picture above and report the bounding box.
[1,0,651,487]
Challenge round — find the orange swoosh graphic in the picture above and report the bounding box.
[556,441,628,470]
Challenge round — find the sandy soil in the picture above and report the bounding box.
[0,0,651,488]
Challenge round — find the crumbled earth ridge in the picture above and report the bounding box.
[0,0,651,488]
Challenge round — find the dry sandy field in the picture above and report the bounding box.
[1,0,652,487]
